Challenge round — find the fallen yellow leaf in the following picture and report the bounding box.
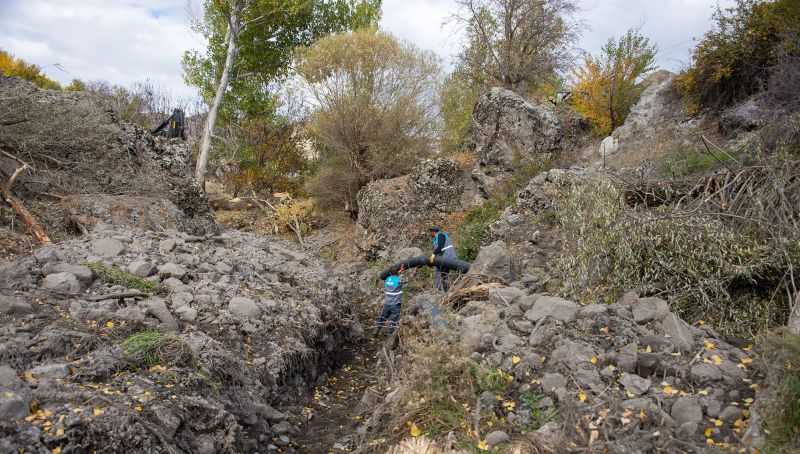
[409,423,421,437]
[134,406,143,412]
[105,321,114,328]
[600,327,609,334]
[578,393,587,402]
[72,407,83,413]
[590,357,598,364]
[645,345,652,353]
[607,365,617,372]
[710,418,723,427]
[740,358,753,364]
[477,440,489,451]
[712,355,723,365]
[704,428,713,437]
[93,407,104,416]
[55,428,64,436]
[3,391,12,398]
[705,341,715,350]
[52,447,61,454]
[626,390,635,398]
[512,355,521,364]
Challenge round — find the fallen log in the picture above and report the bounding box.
[0,149,51,244]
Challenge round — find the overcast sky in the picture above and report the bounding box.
[0,0,734,100]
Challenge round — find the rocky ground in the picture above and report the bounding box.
[0,226,365,453]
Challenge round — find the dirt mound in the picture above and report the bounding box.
[0,76,215,256]
[0,226,363,453]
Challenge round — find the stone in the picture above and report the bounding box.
[662,313,694,352]
[620,374,652,396]
[678,421,698,438]
[541,373,567,393]
[517,293,541,311]
[41,263,93,285]
[616,343,639,373]
[0,366,22,389]
[393,247,423,262]
[619,291,639,307]
[719,405,743,422]
[632,297,669,324]
[551,340,596,366]
[92,238,125,257]
[671,397,703,425]
[0,260,33,288]
[175,305,197,322]
[485,430,510,448]
[27,363,71,379]
[525,296,579,323]
[639,335,674,353]
[460,314,495,354]
[0,388,29,421]
[229,296,262,318]
[690,363,723,382]
[159,238,177,252]
[468,241,514,281]
[636,353,660,377]
[598,136,619,158]
[171,292,194,309]
[215,262,233,274]
[115,306,146,323]
[0,294,34,315]
[579,303,608,317]
[489,286,525,306]
[127,260,156,277]
[158,263,187,281]
[720,96,764,133]
[575,368,603,392]
[43,272,84,293]
[143,298,178,331]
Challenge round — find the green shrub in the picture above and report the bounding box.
[555,179,793,335]
[84,261,159,293]
[121,330,193,369]
[676,0,800,113]
[520,391,558,429]
[658,147,741,178]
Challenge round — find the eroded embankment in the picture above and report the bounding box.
[0,227,363,453]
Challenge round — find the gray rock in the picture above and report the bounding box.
[0,260,33,288]
[678,421,698,438]
[158,263,187,281]
[393,247,423,262]
[0,294,34,315]
[551,340,596,367]
[579,303,608,317]
[619,291,639,307]
[639,335,674,353]
[720,96,764,133]
[525,296,579,323]
[92,238,126,257]
[127,260,156,277]
[115,306,146,323]
[460,314,495,354]
[703,398,722,418]
[575,368,603,393]
[517,293,541,311]
[27,363,71,378]
[632,297,669,324]
[171,292,194,309]
[468,241,514,281]
[485,430,510,447]
[719,405,743,422]
[159,238,177,252]
[215,262,233,274]
[616,343,639,373]
[541,373,567,392]
[43,272,84,293]
[620,374,652,396]
[175,305,197,322]
[662,313,694,352]
[0,387,29,421]
[229,296,261,318]
[690,363,723,382]
[0,366,22,389]
[41,263,93,285]
[598,135,619,157]
[489,286,525,306]
[671,397,703,425]
[143,298,178,331]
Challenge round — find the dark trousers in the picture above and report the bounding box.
[434,267,449,292]
[375,303,401,334]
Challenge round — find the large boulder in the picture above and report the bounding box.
[355,158,466,259]
[471,88,562,197]
[468,241,515,281]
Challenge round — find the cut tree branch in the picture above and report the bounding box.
[0,152,52,244]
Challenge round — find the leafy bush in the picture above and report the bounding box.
[569,28,657,135]
[453,198,508,262]
[520,391,558,430]
[121,330,193,369]
[657,146,741,178]
[84,261,158,293]
[676,0,800,113]
[440,68,481,155]
[0,49,61,90]
[555,178,795,335]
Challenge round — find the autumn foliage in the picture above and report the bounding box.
[0,49,61,90]
[569,29,656,135]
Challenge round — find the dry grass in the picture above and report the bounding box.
[758,329,800,453]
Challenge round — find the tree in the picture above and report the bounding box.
[440,67,481,155]
[297,28,441,209]
[0,49,61,90]
[569,29,657,135]
[450,0,580,94]
[183,0,381,191]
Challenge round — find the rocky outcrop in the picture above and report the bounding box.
[0,76,215,245]
[471,88,564,197]
[0,226,362,452]
[355,158,466,259]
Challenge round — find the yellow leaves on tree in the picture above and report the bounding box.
[569,29,656,136]
[0,49,62,90]
[268,198,314,235]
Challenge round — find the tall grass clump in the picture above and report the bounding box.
[759,330,800,452]
[121,330,193,369]
[84,261,158,293]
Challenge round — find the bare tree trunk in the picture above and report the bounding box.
[788,292,800,335]
[195,3,241,192]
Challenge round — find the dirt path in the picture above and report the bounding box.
[293,332,384,453]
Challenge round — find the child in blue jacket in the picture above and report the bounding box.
[375,272,404,336]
